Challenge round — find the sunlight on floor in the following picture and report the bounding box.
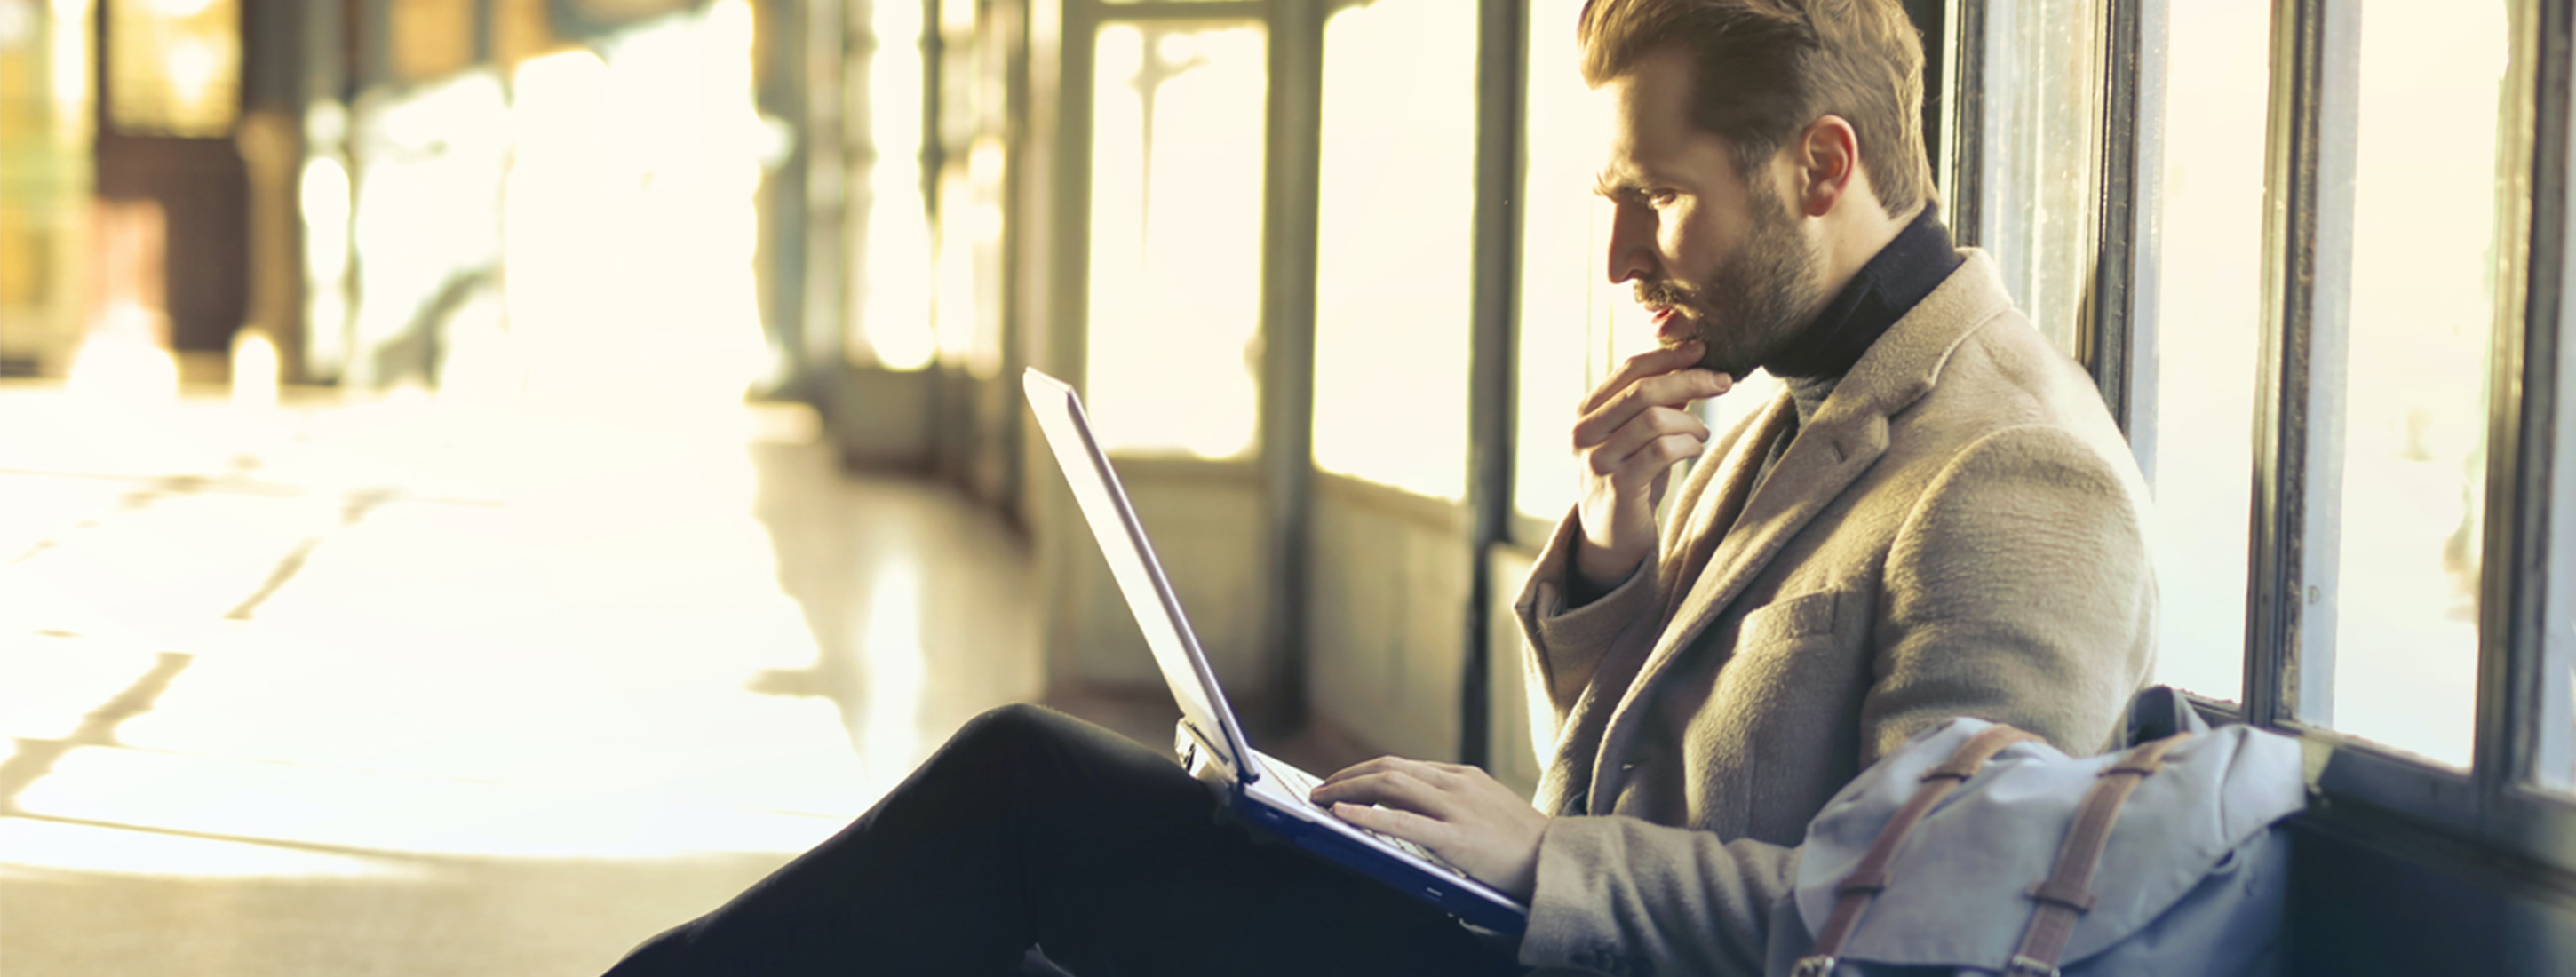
[0,384,1042,973]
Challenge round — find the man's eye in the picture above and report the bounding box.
[1646,190,1680,207]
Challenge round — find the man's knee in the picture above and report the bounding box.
[950,702,1081,764]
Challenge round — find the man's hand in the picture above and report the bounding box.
[1308,756,1550,902]
[1573,341,1733,592]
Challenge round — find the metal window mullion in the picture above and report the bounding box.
[2246,0,2357,729]
[1945,0,1986,247]
[997,0,1032,511]
[2087,0,2159,457]
[1045,0,1098,393]
[1459,0,1523,768]
[2482,0,2571,794]
[921,0,955,476]
[1259,0,1324,735]
[1905,0,1946,189]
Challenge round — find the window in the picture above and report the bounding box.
[106,0,238,138]
[932,139,1007,380]
[1309,0,1476,500]
[391,0,476,83]
[2139,0,2271,703]
[1513,0,1620,527]
[851,0,936,370]
[1512,1,1588,526]
[929,0,1009,382]
[2312,0,2515,768]
[2543,218,2575,790]
[1082,21,1268,458]
[0,0,93,377]
[1961,0,2103,357]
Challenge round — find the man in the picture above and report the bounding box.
[1499,0,2156,972]
[601,0,2151,973]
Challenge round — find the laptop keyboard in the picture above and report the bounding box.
[1253,751,1468,878]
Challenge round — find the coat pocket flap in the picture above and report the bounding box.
[1738,589,1841,646]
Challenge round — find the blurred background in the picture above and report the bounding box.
[0,0,2537,973]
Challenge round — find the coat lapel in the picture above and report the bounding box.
[1530,401,1786,818]
[1586,404,1893,813]
[1579,249,2018,815]
[1656,397,1795,626]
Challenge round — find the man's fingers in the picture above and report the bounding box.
[1310,768,1454,814]
[1581,407,1709,475]
[1330,802,1452,848]
[1316,755,1409,790]
[1606,433,1706,491]
[1571,369,1731,449]
[1578,342,1706,415]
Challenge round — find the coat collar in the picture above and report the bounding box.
[1585,249,2021,814]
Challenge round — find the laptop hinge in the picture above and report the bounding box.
[1174,719,1250,786]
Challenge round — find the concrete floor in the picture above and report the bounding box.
[0,383,1179,975]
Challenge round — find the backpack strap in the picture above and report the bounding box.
[1999,732,2194,977]
[1792,723,2039,977]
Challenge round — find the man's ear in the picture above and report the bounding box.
[1791,115,1861,218]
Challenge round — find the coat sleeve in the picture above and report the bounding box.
[1514,509,1665,732]
[1513,409,1753,749]
[1862,423,2158,760]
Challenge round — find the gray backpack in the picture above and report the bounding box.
[1771,689,2307,977]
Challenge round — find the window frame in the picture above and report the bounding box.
[1460,0,1525,767]
[2101,0,2576,881]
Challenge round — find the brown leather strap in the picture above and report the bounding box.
[1798,723,2039,973]
[2000,733,2193,977]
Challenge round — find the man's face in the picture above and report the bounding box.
[1592,50,1828,379]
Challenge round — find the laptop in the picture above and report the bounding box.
[1022,368,1531,933]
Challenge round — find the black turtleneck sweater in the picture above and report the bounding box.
[1767,207,1962,425]
[1737,209,1961,497]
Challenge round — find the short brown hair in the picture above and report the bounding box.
[1578,0,1934,215]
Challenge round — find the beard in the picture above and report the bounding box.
[1638,180,1830,379]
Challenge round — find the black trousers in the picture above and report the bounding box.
[602,703,1525,976]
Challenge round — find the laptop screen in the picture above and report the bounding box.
[1022,369,1247,775]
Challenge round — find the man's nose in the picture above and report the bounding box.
[1603,203,1657,285]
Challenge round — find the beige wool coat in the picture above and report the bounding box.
[1509,250,2158,977]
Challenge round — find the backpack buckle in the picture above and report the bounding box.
[1789,955,1839,976]
[2003,954,2063,977]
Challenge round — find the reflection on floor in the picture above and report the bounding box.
[0,383,1090,975]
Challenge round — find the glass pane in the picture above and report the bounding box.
[1309,0,1475,500]
[854,0,936,370]
[1972,0,2102,357]
[1084,22,1267,458]
[391,0,477,83]
[2545,212,2576,790]
[2141,0,2270,703]
[1514,0,1610,525]
[1512,0,1777,527]
[0,0,95,377]
[107,0,239,138]
[2324,1,2513,767]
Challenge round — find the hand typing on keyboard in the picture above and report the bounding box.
[1305,756,1551,902]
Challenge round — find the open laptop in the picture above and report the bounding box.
[1022,368,1531,933]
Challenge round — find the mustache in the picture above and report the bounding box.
[1633,279,1696,310]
